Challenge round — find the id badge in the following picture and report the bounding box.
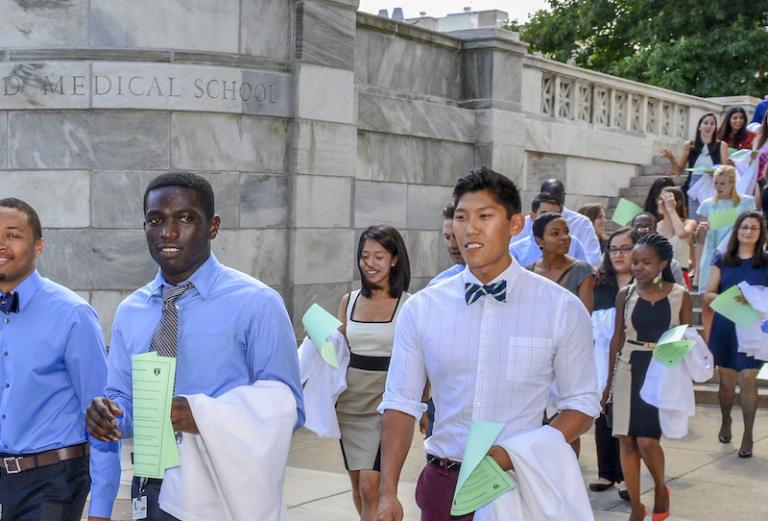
[132,496,148,520]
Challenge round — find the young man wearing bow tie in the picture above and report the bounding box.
[376,168,600,521]
[0,198,119,521]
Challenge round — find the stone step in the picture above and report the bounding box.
[639,164,674,176]
[652,154,672,166]
[694,382,768,407]
[619,186,654,199]
[630,173,678,187]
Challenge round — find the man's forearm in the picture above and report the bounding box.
[550,409,594,443]
[378,410,416,493]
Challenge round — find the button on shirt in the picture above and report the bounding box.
[106,254,305,439]
[380,257,600,462]
[523,207,602,267]
[0,270,120,518]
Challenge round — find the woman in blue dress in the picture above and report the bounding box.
[703,210,768,459]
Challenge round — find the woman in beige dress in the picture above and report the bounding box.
[336,225,411,521]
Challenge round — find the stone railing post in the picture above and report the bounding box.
[288,0,359,328]
[449,29,530,187]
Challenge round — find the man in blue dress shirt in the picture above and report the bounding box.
[426,202,465,288]
[86,173,304,520]
[0,198,119,521]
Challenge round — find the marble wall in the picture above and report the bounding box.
[1,1,742,339]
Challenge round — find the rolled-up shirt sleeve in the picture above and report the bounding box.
[552,296,601,418]
[378,299,428,419]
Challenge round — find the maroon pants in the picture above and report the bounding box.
[415,463,474,521]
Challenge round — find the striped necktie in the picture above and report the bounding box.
[464,280,507,305]
[149,283,193,358]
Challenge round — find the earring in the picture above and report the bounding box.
[653,274,662,286]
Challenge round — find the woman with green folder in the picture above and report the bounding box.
[603,233,693,521]
[702,210,768,459]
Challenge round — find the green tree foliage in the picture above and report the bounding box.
[519,0,768,97]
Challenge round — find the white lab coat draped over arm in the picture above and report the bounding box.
[592,308,616,394]
[297,330,350,438]
[640,329,714,438]
[159,381,297,521]
[736,283,768,361]
[474,426,594,521]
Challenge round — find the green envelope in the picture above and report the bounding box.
[729,149,752,161]
[451,421,516,516]
[132,352,180,478]
[302,303,342,368]
[652,324,695,367]
[685,166,715,173]
[710,286,760,327]
[611,198,644,226]
[709,208,739,230]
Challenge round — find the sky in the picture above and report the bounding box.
[357,1,550,24]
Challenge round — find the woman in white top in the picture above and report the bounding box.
[656,186,697,288]
[336,225,411,521]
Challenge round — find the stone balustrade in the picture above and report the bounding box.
[523,55,730,140]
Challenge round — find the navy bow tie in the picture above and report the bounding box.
[0,291,19,314]
[464,280,507,305]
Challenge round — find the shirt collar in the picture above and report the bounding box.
[147,253,221,301]
[461,255,521,289]
[12,269,44,312]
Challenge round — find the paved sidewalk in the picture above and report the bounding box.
[91,405,767,520]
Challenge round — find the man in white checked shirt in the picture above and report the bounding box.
[376,168,601,521]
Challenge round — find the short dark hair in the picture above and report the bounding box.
[143,172,215,219]
[723,211,768,268]
[532,192,562,213]
[442,202,455,220]
[532,212,565,239]
[540,179,566,206]
[357,225,411,299]
[0,197,42,241]
[635,233,675,283]
[453,167,521,218]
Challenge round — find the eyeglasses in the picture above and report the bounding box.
[738,225,761,232]
[608,246,634,254]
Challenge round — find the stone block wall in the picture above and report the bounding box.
[1,1,745,340]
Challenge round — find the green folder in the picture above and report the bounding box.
[685,166,715,173]
[132,352,180,478]
[729,149,751,161]
[710,286,760,327]
[302,303,342,367]
[451,421,516,516]
[611,198,644,226]
[709,208,738,230]
[652,324,695,367]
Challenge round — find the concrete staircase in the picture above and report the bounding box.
[606,155,678,217]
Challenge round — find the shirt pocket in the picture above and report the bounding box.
[506,336,553,383]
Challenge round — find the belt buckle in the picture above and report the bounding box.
[3,456,22,474]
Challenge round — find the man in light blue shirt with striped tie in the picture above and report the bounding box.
[87,172,304,520]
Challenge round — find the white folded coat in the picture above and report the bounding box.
[474,426,595,521]
[158,381,297,521]
[640,329,714,438]
[736,282,768,362]
[297,330,350,439]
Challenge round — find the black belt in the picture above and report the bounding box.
[627,339,656,347]
[0,443,89,475]
[349,352,390,371]
[426,453,461,472]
